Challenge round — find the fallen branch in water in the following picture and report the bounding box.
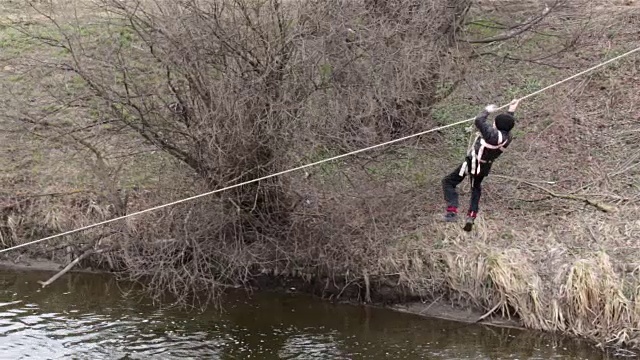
[363,269,371,303]
[493,175,616,213]
[38,249,101,288]
[475,301,503,323]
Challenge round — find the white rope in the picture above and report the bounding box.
[1,46,639,255]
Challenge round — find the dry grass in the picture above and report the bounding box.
[427,240,640,351]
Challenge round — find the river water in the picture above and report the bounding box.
[0,267,610,359]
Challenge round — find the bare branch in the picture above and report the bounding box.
[38,248,102,288]
[464,3,553,44]
[494,175,616,213]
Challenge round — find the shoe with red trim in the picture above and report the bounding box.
[442,206,458,222]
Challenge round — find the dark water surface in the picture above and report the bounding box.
[0,268,608,359]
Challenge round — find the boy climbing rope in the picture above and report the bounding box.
[441,98,520,232]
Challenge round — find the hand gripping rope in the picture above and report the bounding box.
[1,46,639,255]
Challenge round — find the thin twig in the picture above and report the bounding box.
[464,4,553,44]
[493,175,615,212]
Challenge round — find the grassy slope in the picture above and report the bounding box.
[1,0,640,353]
[415,0,640,351]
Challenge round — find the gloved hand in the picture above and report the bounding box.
[485,104,498,113]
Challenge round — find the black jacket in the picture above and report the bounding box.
[471,109,514,163]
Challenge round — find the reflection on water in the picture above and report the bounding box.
[0,267,607,359]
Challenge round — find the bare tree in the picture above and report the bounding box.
[4,0,577,305]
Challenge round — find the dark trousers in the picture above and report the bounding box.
[442,157,492,214]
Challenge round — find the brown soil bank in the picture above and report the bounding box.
[1,0,640,357]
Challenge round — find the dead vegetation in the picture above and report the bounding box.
[1,0,640,355]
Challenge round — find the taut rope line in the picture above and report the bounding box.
[1,46,639,255]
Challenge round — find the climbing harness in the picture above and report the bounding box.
[458,131,508,177]
[0,46,639,255]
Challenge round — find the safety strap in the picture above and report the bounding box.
[458,131,507,177]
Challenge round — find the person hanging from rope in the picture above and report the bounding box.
[441,98,520,231]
